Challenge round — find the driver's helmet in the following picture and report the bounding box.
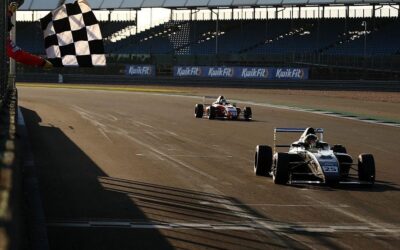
[304,134,318,148]
[217,96,227,105]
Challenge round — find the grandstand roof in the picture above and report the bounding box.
[20,0,400,10]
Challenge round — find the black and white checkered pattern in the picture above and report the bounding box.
[40,0,106,67]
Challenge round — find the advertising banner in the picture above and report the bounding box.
[125,65,155,77]
[205,67,235,78]
[270,68,309,80]
[174,66,308,80]
[173,66,202,77]
[235,67,270,79]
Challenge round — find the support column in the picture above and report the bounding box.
[345,5,349,32]
[9,13,16,91]
[0,0,8,99]
[216,9,219,54]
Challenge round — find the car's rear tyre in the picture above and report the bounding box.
[273,153,290,184]
[208,106,216,120]
[358,154,375,184]
[244,107,252,121]
[254,145,272,176]
[332,144,347,154]
[195,104,204,118]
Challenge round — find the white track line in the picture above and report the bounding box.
[124,92,400,128]
[303,195,399,237]
[46,219,400,235]
[72,106,218,181]
[228,99,400,128]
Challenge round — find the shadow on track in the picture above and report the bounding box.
[98,177,353,250]
[289,180,400,192]
[21,106,356,250]
[20,107,173,250]
[199,118,269,123]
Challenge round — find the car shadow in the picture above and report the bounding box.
[203,117,268,123]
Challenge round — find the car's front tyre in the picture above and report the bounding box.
[254,145,272,176]
[273,153,290,184]
[358,154,375,184]
[208,106,216,120]
[195,104,204,118]
[244,107,252,121]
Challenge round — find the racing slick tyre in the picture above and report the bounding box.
[358,154,375,184]
[208,106,216,120]
[332,144,347,154]
[243,107,252,121]
[273,153,290,184]
[195,104,204,118]
[254,145,272,176]
[336,154,353,178]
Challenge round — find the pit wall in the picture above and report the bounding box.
[0,89,25,250]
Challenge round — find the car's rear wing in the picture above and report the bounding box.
[274,128,324,152]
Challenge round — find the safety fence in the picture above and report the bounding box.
[0,0,8,107]
[1,1,22,250]
[16,53,400,81]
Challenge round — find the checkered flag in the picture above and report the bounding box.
[40,0,106,67]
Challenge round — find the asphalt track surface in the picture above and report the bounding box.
[19,85,400,250]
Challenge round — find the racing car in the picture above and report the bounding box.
[195,96,252,121]
[254,127,375,186]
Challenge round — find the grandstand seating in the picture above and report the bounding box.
[15,21,43,54]
[15,18,400,57]
[15,20,135,55]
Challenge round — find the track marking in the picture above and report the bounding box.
[167,154,234,159]
[26,85,400,128]
[145,131,163,141]
[46,219,400,236]
[303,195,399,237]
[133,121,156,129]
[147,151,166,161]
[114,92,400,128]
[71,106,113,142]
[198,202,350,208]
[199,184,296,248]
[107,114,118,121]
[121,132,218,181]
[72,106,219,181]
[17,83,185,94]
[228,99,400,128]
[121,92,400,128]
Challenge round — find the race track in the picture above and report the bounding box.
[19,85,400,250]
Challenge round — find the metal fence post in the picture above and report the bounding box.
[9,11,16,92]
[0,0,8,104]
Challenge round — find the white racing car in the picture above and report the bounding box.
[254,127,376,186]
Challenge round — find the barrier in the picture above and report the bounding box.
[125,65,155,77]
[173,66,309,80]
[0,90,22,250]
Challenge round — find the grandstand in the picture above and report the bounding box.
[14,0,400,80]
[102,17,400,56]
